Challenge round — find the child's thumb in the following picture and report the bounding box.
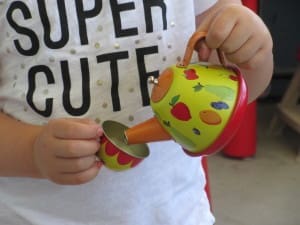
[196,40,212,62]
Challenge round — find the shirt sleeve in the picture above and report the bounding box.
[194,0,217,15]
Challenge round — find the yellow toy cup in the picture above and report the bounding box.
[98,121,149,171]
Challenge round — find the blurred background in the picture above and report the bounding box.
[207,1,300,225]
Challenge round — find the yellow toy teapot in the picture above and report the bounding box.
[98,31,248,171]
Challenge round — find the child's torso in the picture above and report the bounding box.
[0,1,215,225]
[0,0,200,125]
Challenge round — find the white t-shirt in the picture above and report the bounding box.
[0,0,216,224]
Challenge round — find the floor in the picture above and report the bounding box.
[208,102,300,225]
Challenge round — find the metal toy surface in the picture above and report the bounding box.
[99,121,149,171]
[98,31,248,171]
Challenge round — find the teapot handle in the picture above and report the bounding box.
[177,31,226,67]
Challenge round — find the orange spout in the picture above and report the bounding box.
[125,117,172,144]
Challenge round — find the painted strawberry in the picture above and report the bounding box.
[169,95,192,121]
[183,69,199,80]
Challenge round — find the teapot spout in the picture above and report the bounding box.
[125,117,172,144]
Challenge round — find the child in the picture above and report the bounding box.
[0,0,273,224]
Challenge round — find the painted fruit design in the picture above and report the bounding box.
[150,63,244,155]
[193,82,235,101]
[169,95,191,121]
[184,69,199,80]
[98,136,142,171]
[211,101,229,110]
[199,110,222,125]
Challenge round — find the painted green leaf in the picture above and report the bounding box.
[193,83,204,92]
[169,95,180,106]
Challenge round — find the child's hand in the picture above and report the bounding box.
[197,3,273,71]
[33,118,103,185]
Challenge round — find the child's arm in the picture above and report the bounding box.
[196,0,273,102]
[0,112,42,177]
[0,112,102,185]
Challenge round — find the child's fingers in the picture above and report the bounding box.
[198,4,254,52]
[49,118,102,140]
[235,45,271,70]
[64,117,98,125]
[195,40,212,62]
[217,22,251,55]
[53,162,101,185]
[55,155,99,173]
[205,14,236,50]
[225,36,260,66]
[54,139,100,158]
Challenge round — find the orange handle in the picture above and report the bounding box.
[177,31,225,67]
